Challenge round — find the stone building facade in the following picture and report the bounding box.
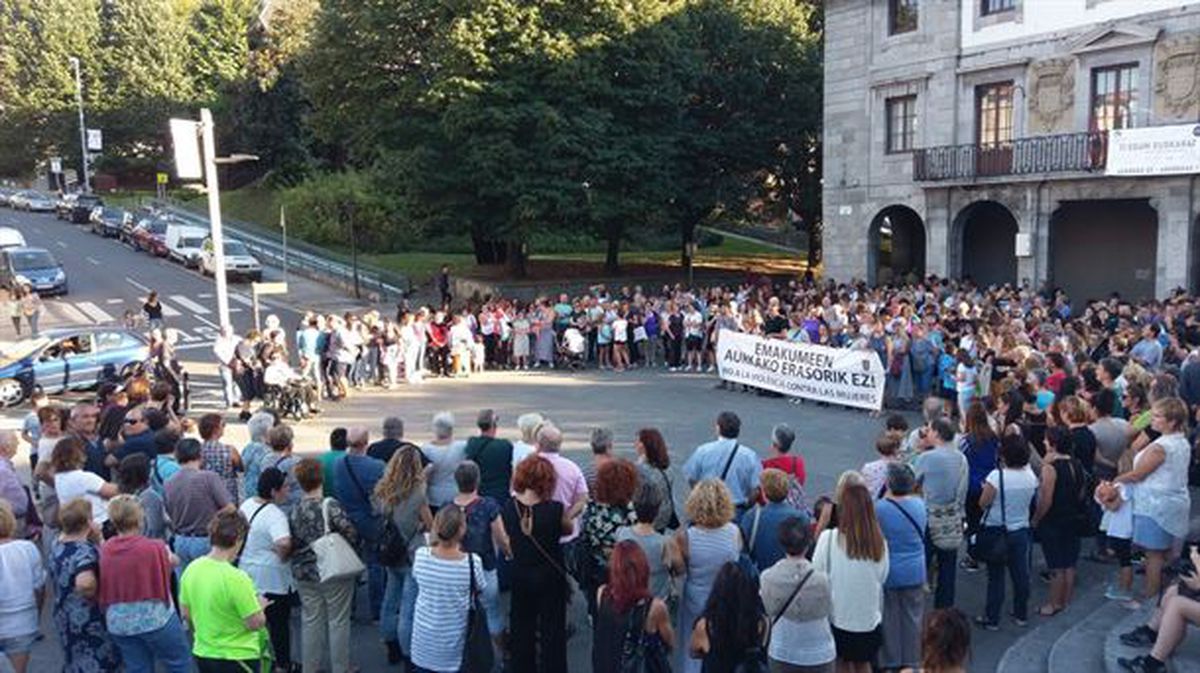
[822,0,1200,303]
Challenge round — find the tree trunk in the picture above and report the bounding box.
[604,230,620,275]
[506,240,527,278]
[806,221,823,271]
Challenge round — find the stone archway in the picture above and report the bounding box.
[954,200,1019,287]
[867,206,926,286]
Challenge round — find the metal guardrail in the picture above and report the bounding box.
[147,199,410,302]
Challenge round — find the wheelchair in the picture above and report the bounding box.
[263,381,313,421]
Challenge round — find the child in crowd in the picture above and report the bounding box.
[1097,480,1136,603]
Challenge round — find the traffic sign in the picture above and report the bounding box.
[251,282,288,296]
[49,157,62,173]
[156,172,168,185]
[86,128,102,151]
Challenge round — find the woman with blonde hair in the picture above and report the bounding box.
[51,498,120,673]
[675,479,741,673]
[373,444,433,664]
[813,472,889,673]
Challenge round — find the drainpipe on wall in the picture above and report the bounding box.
[1189,174,1198,293]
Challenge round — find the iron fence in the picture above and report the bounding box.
[913,131,1108,182]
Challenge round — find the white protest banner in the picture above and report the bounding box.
[716,330,885,410]
[1107,123,1200,177]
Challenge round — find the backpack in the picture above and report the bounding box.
[458,498,494,566]
[779,457,807,512]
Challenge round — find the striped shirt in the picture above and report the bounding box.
[410,548,488,672]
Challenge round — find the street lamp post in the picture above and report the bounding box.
[199,109,232,329]
[68,57,89,193]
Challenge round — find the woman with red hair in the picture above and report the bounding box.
[582,459,639,615]
[592,540,674,673]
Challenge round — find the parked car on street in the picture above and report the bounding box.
[200,238,263,282]
[56,193,78,220]
[131,216,172,256]
[0,188,16,207]
[90,206,130,238]
[12,190,55,212]
[0,328,150,406]
[166,224,209,268]
[70,194,102,224]
[0,247,67,295]
[0,229,27,250]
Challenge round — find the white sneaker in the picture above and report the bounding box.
[669,367,677,372]
[705,365,713,373]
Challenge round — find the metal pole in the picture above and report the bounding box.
[345,201,360,299]
[69,57,90,194]
[280,204,288,286]
[200,108,232,330]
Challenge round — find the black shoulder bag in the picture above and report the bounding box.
[659,468,681,531]
[460,554,495,673]
[720,442,740,481]
[969,467,1008,564]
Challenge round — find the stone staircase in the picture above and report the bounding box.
[994,579,1115,673]
[1104,602,1200,673]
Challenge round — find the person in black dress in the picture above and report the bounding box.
[500,455,572,673]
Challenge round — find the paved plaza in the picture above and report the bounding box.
[5,363,1123,672]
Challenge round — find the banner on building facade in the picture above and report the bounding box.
[1107,124,1200,177]
[715,330,886,410]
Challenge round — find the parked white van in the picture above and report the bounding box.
[165,224,209,268]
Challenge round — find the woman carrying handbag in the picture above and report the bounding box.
[974,435,1038,630]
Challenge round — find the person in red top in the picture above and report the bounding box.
[1045,352,1069,395]
[427,311,451,377]
[760,423,805,501]
[99,494,191,672]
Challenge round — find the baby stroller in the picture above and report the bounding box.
[558,327,587,371]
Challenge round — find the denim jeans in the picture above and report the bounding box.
[482,567,503,635]
[926,540,958,609]
[110,612,192,673]
[397,566,419,655]
[381,566,409,642]
[172,535,211,577]
[985,527,1032,623]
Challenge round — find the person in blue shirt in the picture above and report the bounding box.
[683,411,762,515]
[333,426,386,619]
[937,343,959,417]
[738,468,807,571]
[875,463,928,671]
[1131,324,1164,371]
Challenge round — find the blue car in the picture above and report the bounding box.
[0,328,149,406]
[0,247,68,295]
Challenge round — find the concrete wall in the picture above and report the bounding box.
[822,0,1200,296]
[961,0,1198,52]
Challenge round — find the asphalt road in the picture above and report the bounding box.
[0,205,1119,672]
[0,205,365,416]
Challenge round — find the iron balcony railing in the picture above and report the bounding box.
[913,131,1108,182]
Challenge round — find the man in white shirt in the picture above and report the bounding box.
[212,326,241,409]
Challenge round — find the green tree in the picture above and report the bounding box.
[188,0,256,103]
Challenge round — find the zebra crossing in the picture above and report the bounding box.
[22,292,260,349]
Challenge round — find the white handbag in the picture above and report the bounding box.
[312,498,366,583]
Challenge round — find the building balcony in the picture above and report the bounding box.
[912,131,1108,182]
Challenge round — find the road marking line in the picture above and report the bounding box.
[169,295,210,315]
[125,277,151,293]
[160,302,181,318]
[174,341,215,352]
[104,298,123,304]
[228,307,242,313]
[75,301,114,323]
[54,241,67,249]
[197,293,214,299]
[229,294,252,307]
[85,256,100,266]
[46,301,91,325]
[193,314,220,330]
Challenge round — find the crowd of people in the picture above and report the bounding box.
[2,272,1200,672]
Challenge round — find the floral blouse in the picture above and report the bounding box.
[287,496,359,584]
[583,502,635,566]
